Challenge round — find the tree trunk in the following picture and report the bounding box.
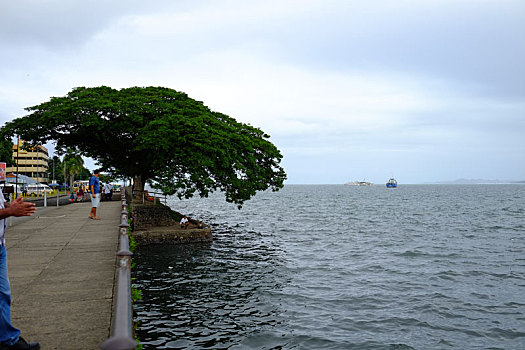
[133,175,145,201]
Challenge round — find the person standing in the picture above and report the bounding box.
[0,189,40,349]
[89,169,101,220]
[103,183,112,201]
[98,183,104,202]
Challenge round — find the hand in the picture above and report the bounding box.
[8,197,36,217]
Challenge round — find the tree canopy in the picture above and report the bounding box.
[0,136,13,166]
[0,86,286,206]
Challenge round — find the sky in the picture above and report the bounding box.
[1,0,524,184]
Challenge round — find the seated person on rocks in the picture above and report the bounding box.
[197,221,206,229]
[180,215,189,229]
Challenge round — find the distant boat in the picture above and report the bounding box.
[345,180,373,186]
[386,178,397,188]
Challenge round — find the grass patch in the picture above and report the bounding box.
[168,208,184,222]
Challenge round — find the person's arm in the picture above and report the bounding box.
[91,184,96,198]
[0,197,36,219]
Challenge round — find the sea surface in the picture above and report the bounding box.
[133,185,525,349]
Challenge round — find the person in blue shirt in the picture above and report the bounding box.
[88,169,101,220]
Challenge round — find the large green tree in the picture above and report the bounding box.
[0,136,13,166]
[0,86,286,206]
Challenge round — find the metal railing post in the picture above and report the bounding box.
[100,190,136,350]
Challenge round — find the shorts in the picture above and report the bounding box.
[91,193,101,208]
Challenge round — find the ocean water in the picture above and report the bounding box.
[133,185,525,349]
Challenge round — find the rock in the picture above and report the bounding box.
[128,197,212,245]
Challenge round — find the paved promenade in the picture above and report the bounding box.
[5,198,122,350]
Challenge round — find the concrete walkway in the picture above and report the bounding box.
[5,199,122,350]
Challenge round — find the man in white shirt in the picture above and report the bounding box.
[103,183,112,201]
[180,215,189,229]
[0,191,40,349]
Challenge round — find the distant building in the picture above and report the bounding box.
[5,140,49,184]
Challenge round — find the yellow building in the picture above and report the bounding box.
[6,140,49,184]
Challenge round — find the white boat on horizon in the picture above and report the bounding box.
[344,180,373,186]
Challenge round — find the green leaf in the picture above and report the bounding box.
[1,86,286,206]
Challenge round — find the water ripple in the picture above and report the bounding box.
[134,185,525,349]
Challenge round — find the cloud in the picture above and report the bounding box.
[0,0,524,182]
[0,0,203,49]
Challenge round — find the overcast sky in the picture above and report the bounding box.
[1,0,524,184]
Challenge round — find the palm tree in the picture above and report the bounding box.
[63,151,84,188]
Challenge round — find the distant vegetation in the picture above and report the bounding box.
[436,179,525,184]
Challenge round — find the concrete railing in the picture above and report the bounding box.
[100,191,136,350]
